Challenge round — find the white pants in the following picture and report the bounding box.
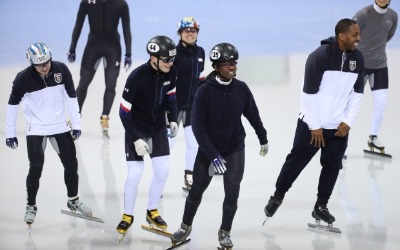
[169,125,198,172]
[123,155,169,215]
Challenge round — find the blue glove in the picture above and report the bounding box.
[208,155,227,176]
[67,50,76,63]
[71,130,81,141]
[6,137,18,149]
[124,53,132,71]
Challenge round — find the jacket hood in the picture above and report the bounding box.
[320,36,336,46]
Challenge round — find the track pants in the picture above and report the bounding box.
[182,149,245,231]
[274,119,348,205]
[26,132,78,205]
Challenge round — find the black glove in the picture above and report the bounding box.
[67,50,76,63]
[6,137,18,149]
[71,130,81,141]
[124,53,132,71]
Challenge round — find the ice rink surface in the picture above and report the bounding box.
[0,1,399,249]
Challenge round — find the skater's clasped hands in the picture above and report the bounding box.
[310,128,325,148]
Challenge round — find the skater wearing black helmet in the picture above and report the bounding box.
[170,43,269,249]
[116,36,178,240]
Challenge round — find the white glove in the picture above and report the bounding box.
[259,143,269,157]
[168,122,179,138]
[133,139,149,156]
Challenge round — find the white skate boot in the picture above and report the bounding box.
[218,229,233,249]
[61,197,104,223]
[364,135,391,158]
[67,197,92,216]
[24,205,37,225]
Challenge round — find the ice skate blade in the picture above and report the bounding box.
[217,245,233,250]
[141,225,172,238]
[167,239,191,250]
[363,149,392,158]
[117,233,127,245]
[307,223,341,234]
[102,130,110,139]
[61,210,104,223]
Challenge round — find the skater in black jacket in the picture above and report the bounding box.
[171,43,269,249]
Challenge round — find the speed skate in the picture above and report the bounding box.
[141,224,172,238]
[307,220,341,234]
[61,210,104,223]
[364,136,392,158]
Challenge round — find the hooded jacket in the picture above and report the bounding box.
[299,36,365,130]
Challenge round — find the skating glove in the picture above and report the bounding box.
[209,155,227,176]
[124,53,132,71]
[133,139,149,156]
[67,50,76,63]
[259,143,269,157]
[5,137,18,149]
[71,130,81,141]
[168,122,179,138]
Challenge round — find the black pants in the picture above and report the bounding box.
[274,119,347,205]
[182,149,245,231]
[77,36,121,116]
[26,132,79,205]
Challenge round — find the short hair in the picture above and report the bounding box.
[335,18,357,37]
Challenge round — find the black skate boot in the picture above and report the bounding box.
[146,209,167,230]
[116,214,134,234]
[312,204,335,224]
[171,222,192,243]
[218,229,233,250]
[183,170,193,191]
[264,195,283,217]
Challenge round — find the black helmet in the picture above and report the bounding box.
[209,43,239,63]
[147,36,176,58]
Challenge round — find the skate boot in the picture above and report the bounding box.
[100,115,110,138]
[218,229,233,250]
[146,209,167,230]
[183,170,193,190]
[171,222,192,243]
[312,204,335,224]
[368,135,385,153]
[67,197,92,217]
[116,214,134,234]
[264,195,283,217]
[24,205,37,225]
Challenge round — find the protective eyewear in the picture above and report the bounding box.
[218,61,237,67]
[34,60,51,68]
[159,57,175,63]
[181,28,198,34]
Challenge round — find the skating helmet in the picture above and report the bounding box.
[177,17,200,34]
[209,43,239,64]
[146,36,177,58]
[26,42,52,65]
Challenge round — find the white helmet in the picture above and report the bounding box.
[26,42,52,65]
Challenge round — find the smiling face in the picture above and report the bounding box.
[338,23,361,51]
[179,28,199,46]
[150,55,174,73]
[376,0,390,8]
[215,61,237,81]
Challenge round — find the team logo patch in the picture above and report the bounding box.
[169,49,177,57]
[54,73,62,83]
[349,60,356,71]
